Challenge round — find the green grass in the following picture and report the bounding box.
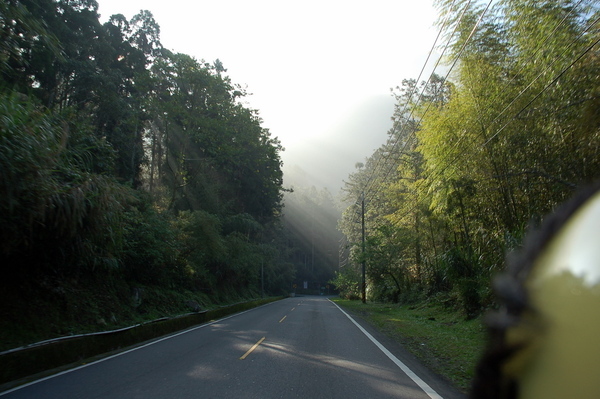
[333,298,486,392]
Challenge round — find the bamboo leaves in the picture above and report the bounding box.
[340,0,600,309]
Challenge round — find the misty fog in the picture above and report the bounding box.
[281,94,395,194]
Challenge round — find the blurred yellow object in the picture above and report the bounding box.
[510,191,600,398]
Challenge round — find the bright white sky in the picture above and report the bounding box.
[97,0,440,192]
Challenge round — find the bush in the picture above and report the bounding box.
[330,268,361,300]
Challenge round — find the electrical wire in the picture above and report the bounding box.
[425,11,600,186]
[363,0,494,205]
[481,16,600,146]
[344,0,489,233]
[345,0,598,243]
[408,7,600,200]
[366,0,594,206]
[398,21,600,222]
[358,0,464,201]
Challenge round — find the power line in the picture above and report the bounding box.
[344,0,492,237]
[426,10,600,183]
[358,0,464,201]
[345,0,598,243]
[364,0,495,205]
[410,9,600,198]
[481,16,600,146]
[364,0,594,207]
[398,23,600,222]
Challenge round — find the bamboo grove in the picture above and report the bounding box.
[0,0,296,306]
[336,0,600,317]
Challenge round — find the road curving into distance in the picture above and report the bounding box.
[1,297,466,399]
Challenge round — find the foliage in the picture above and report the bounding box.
[0,93,129,275]
[339,0,600,316]
[0,0,293,347]
[282,181,342,290]
[330,267,361,300]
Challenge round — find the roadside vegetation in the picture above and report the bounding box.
[333,298,486,392]
[1,0,597,373]
[333,3,599,390]
[0,277,229,352]
[0,0,337,352]
[335,0,599,317]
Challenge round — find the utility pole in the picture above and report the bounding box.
[361,192,366,304]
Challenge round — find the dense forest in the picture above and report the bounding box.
[335,0,600,317]
[282,166,343,294]
[2,0,599,347]
[0,0,342,347]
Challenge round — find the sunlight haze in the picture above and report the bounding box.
[97,0,439,192]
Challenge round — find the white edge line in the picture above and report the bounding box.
[0,301,280,396]
[329,299,444,399]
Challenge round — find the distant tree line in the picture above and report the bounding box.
[0,0,297,302]
[281,177,342,293]
[335,0,600,317]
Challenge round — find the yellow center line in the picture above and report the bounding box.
[240,337,266,360]
[279,315,287,323]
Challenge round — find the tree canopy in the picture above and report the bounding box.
[0,0,293,310]
[336,0,600,317]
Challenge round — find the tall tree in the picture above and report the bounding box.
[340,0,600,310]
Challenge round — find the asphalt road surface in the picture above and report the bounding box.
[1,297,466,399]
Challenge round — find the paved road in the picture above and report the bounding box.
[1,297,466,398]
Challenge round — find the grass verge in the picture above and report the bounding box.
[332,298,486,393]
